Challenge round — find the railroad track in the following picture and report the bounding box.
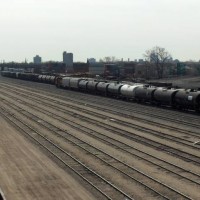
[0,84,200,144]
[0,92,200,197]
[1,79,200,124]
[0,81,200,136]
[1,86,200,156]
[1,90,200,172]
[2,96,200,181]
[0,79,200,198]
[0,106,134,200]
[1,77,200,125]
[0,100,196,200]
[1,93,199,177]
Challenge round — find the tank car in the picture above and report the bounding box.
[174,90,200,111]
[87,80,98,93]
[107,83,123,97]
[19,73,29,80]
[55,76,71,88]
[78,80,89,91]
[153,88,179,106]
[44,75,51,83]
[11,72,18,78]
[49,76,56,84]
[2,71,16,78]
[27,73,34,81]
[37,75,43,82]
[1,71,9,77]
[96,82,110,96]
[70,78,84,90]
[30,74,38,81]
[18,72,23,79]
[120,84,143,99]
[134,86,157,103]
[41,75,47,82]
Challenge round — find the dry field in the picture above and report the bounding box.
[152,75,200,89]
[0,76,200,200]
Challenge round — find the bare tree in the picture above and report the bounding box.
[144,46,172,79]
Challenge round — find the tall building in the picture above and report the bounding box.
[63,51,73,72]
[33,55,42,64]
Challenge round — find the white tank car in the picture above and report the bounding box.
[120,84,143,98]
[61,77,71,88]
[70,78,84,89]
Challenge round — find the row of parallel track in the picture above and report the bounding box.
[0,100,196,200]
[0,80,200,133]
[1,86,200,159]
[0,106,134,200]
[1,78,200,199]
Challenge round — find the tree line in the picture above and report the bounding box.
[99,46,172,79]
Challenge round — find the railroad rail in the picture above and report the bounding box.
[1,95,200,183]
[0,107,134,200]
[1,88,200,166]
[0,101,195,200]
[0,82,200,135]
[0,84,200,143]
[0,79,200,199]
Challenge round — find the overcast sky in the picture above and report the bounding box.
[0,0,199,62]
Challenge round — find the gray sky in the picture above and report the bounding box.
[0,0,199,62]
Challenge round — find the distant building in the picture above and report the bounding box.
[63,51,73,72]
[33,55,42,64]
[87,58,96,63]
[138,59,144,63]
[104,64,119,77]
[119,62,135,78]
[74,62,89,73]
[89,62,104,75]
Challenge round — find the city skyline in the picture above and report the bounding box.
[0,0,200,62]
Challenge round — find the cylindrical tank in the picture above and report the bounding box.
[96,82,110,94]
[135,86,157,102]
[32,74,38,81]
[87,81,98,92]
[153,88,179,105]
[38,75,43,82]
[78,80,88,91]
[107,83,123,96]
[49,76,55,84]
[175,90,200,110]
[41,75,47,82]
[61,77,71,88]
[45,75,51,83]
[15,72,19,78]
[18,73,22,79]
[120,84,143,98]
[70,78,83,89]
[11,72,17,78]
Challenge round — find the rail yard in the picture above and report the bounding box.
[0,75,200,200]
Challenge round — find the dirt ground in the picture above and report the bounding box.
[0,116,96,200]
[151,75,200,88]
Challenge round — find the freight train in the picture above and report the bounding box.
[1,71,200,112]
